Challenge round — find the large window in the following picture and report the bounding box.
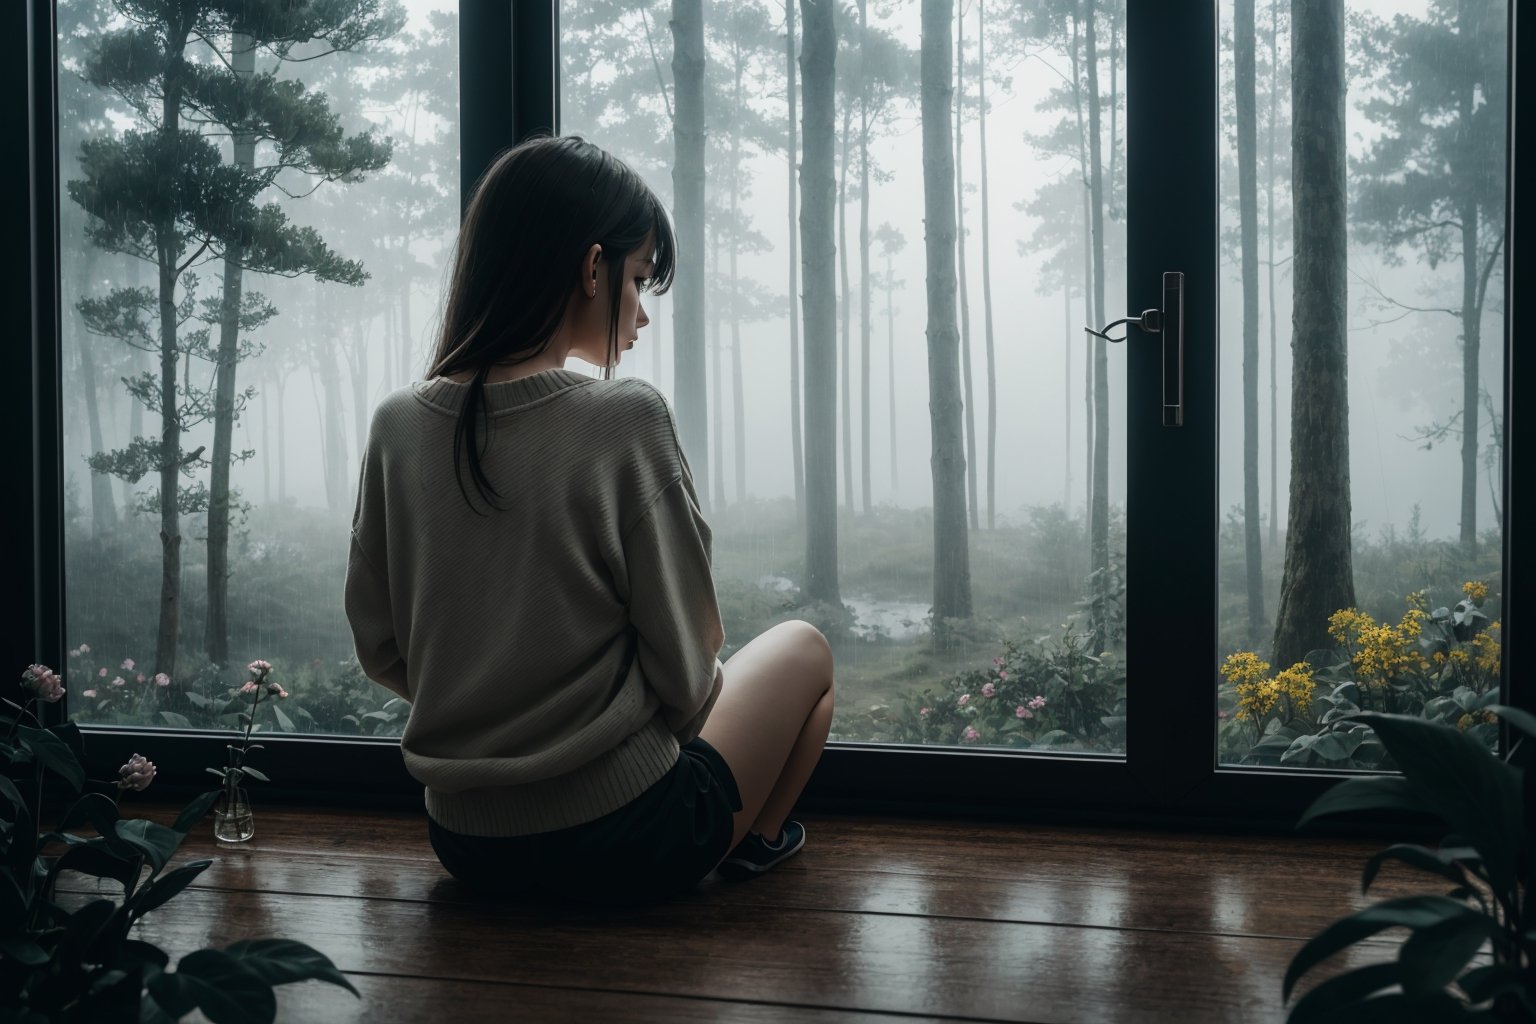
[1215,0,1507,769]
[562,0,1130,757]
[57,0,459,739]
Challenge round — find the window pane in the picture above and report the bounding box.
[561,0,1129,754]
[1216,0,1506,767]
[59,1,458,737]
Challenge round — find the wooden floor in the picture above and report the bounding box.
[51,801,1441,1023]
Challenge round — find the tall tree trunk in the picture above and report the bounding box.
[858,0,873,516]
[800,0,840,605]
[275,369,288,504]
[261,362,271,504]
[1236,0,1265,638]
[1266,0,1280,549]
[314,291,349,515]
[348,321,369,467]
[955,2,978,532]
[1456,0,1481,555]
[206,24,255,667]
[710,226,726,510]
[1063,285,1072,510]
[1272,0,1354,669]
[922,0,972,643]
[729,43,747,506]
[672,0,709,510]
[1085,2,1111,652]
[787,0,805,528]
[838,102,855,517]
[977,0,996,531]
[1071,10,1093,528]
[75,254,117,534]
[887,250,898,493]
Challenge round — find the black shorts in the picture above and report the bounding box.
[426,736,743,907]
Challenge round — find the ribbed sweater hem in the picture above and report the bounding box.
[421,714,681,837]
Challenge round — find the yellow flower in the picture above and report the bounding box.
[1328,608,1376,648]
[1273,662,1316,716]
[1221,651,1271,689]
[1472,624,1501,675]
[1353,624,1410,683]
[1406,590,1429,612]
[1462,580,1489,605]
[1457,713,1474,731]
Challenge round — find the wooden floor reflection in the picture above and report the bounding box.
[51,803,1437,1022]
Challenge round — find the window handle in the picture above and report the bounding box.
[1084,271,1185,427]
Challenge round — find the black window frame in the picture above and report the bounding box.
[11,0,1529,837]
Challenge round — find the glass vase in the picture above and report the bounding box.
[214,781,255,842]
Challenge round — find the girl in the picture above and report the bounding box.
[344,135,836,906]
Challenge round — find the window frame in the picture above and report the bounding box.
[13,0,1528,838]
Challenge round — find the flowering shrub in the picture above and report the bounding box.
[877,623,1125,751]
[1220,581,1501,769]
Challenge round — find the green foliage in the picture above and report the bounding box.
[0,688,358,1022]
[1220,581,1502,770]
[1284,709,1534,1022]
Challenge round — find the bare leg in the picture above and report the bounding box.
[751,688,834,841]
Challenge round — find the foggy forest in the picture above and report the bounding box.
[56,0,1506,769]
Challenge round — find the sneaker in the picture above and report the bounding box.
[715,820,806,881]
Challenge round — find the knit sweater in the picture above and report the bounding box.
[344,366,726,837]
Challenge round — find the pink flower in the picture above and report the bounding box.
[1028,696,1047,710]
[120,658,135,671]
[957,694,969,707]
[919,707,931,717]
[110,676,126,688]
[993,657,1003,668]
[998,670,1009,681]
[1017,706,1033,719]
[135,673,145,684]
[117,753,156,792]
[247,659,272,680]
[981,683,996,698]
[22,665,65,703]
[97,667,107,678]
[962,726,980,742]
[153,673,171,687]
[239,680,259,694]
[266,682,288,698]
[82,688,98,698]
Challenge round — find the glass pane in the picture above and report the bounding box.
[59,1,459,737]
[1216,0,1506,767]
[561,0,1128,754]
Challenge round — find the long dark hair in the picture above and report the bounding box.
[425,134,676,515]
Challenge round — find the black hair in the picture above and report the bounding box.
[424,134,676,515]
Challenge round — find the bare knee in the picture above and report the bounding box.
[784,619,834,697]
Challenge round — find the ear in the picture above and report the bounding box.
[581,243,602,298]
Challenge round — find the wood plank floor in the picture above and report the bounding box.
[49,801,1447,1023]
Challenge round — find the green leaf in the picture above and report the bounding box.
[113,818,185,876]
[1285,962,1401,1022]
[221,938,361,997]
[58,792,139,860]
[185,691,211,709]
[1283,895,1477,999]
[48,841,144,897]
[15,725,84,793]
[132,859,212,917]
[1398,915,1498,997]
[172,790,222,834]
[0,870,30,935]
[271,705,294,733]
[158,710,195,729]
[149,948,275,1023]
[1344,712,1522,900]
[240,766,271,783]
[0,774,23,814]
[1456,962,1524,1004]
[0,935,51,965]
[1296,776,1436,830]
[1361,844,1482,894]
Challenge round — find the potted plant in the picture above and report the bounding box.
[1283,707,1533,1020]
[3,664,360,1022]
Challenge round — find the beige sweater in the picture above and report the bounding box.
[344,367,725,837]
